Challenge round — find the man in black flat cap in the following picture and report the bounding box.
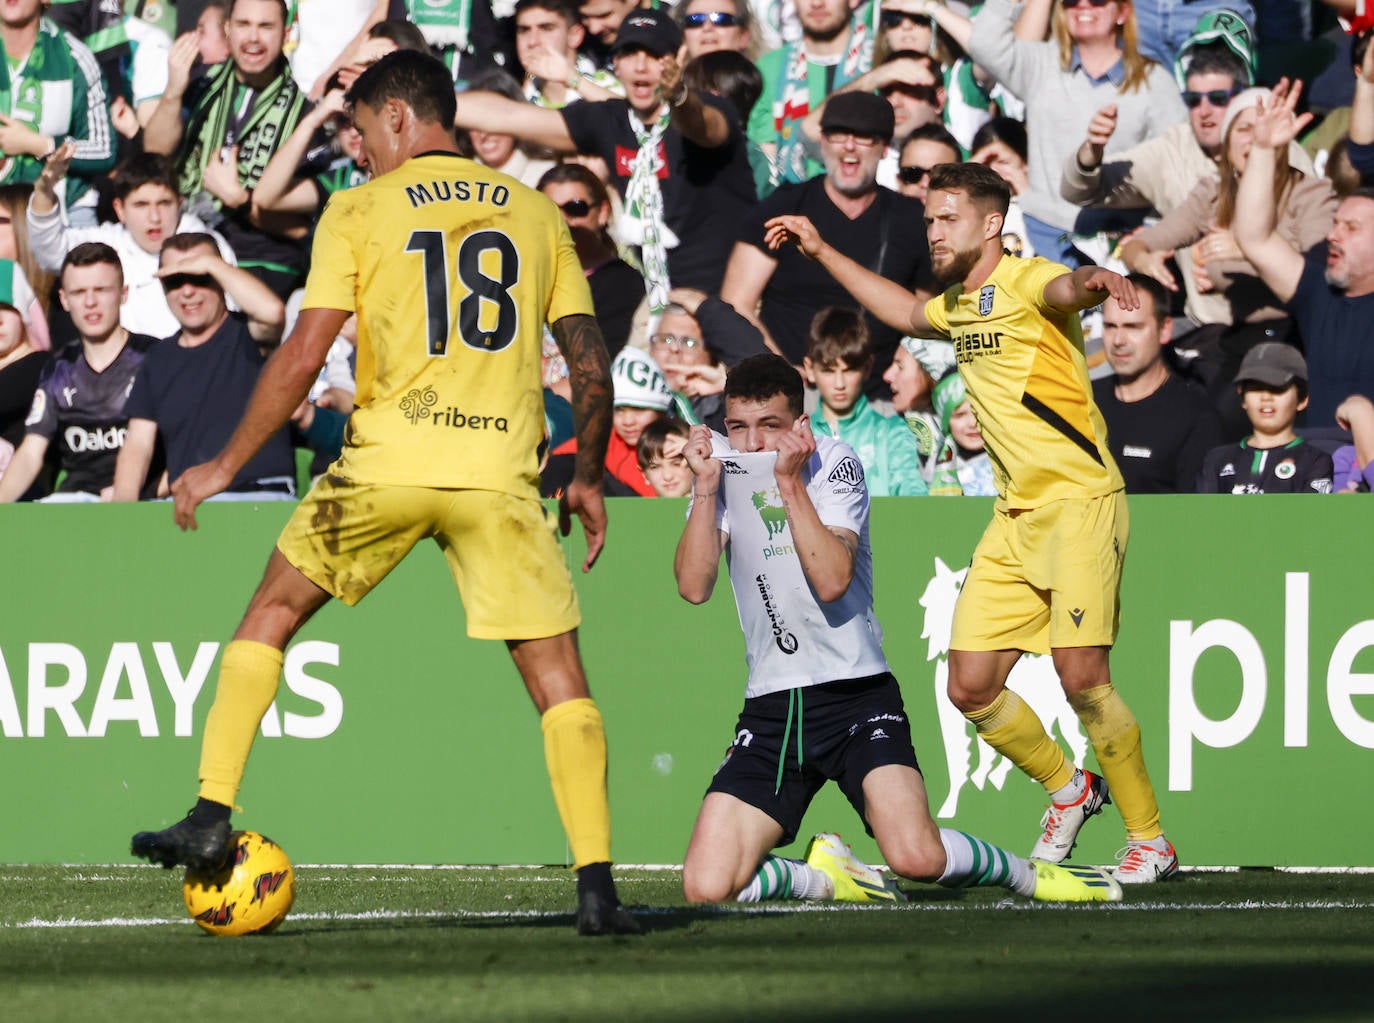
[721,91,937,404]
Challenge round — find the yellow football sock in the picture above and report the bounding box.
[197,640,283,808]
[966,688,1075,793]
[541,697,612,869]
[1068,684,1163,841]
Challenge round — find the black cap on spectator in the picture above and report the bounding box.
[611,9,683,57]
[1234,342,1307,388]
[820,92,895,142]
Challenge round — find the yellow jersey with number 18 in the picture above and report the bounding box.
[923,254,1124,510]
[301,153,594,497]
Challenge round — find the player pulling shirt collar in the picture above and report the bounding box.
[694,432,887,699]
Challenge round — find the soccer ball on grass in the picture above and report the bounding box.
[182,830,295,936]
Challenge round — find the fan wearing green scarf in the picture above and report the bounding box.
[0,0,115,210]
[748,0,875,187]
[144,2,307,272]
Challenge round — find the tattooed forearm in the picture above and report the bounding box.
[551,313,613,484]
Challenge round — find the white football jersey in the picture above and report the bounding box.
[695,432,889,698]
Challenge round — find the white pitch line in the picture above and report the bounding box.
[9,898,1374,930]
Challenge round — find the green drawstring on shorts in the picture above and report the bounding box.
[775,688,804,794]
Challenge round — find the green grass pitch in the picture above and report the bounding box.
[4,865,1373,1022]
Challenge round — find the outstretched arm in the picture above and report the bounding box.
[763,214,937,337]
[1042,265,1138,313]
[453,91,578,154]
[1233,78,1310,304]
[550,312,612,572]
[661,48,731,148]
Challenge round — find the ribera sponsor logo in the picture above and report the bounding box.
[0,640,343,739]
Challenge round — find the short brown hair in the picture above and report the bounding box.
[927,162,1011,219]
[806,306,871,368]
[61,242,124,285]
[636,417,691,470]
[161,232,219,260]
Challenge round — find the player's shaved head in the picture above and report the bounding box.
[928,162,1011,219]
[348,50,458,128]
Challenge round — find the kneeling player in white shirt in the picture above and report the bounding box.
[673,354,1122,906]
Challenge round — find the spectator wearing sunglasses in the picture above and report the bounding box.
[968,0,1187,268]
[1061,41,1308,345]
[538,163,644,360]
[1119,86,1335,439]
[112,232,291,503]
[891,122,960,201]
[676,0,754,60]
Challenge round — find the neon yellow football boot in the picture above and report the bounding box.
[804,832,906,903]
[1030,859,1124,903]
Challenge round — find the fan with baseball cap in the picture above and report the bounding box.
[611,8,683,58]
[1195,341,1333,494]
[1233,341,1307,391]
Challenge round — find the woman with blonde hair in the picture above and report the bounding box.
[1120,87,1337,438]
[0,184,52,350]
[967,0,1187,266]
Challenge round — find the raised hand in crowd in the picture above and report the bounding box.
[1075,104,1118,172]
[1250,77,1312,152]
[201,145,251,211]
[31,141,77,215]
[165,32,200,105]
[110,96,142,141]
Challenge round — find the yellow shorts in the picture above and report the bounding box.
[276,475,580,641]
[950,491,1128,655]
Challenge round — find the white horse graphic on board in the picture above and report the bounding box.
[917,557,1089,818]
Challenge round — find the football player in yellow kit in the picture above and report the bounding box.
[131,50,640,933]
[764,161,1178,884]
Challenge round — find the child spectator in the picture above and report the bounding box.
[804,307,926,496]
[1333,395,1374,493]
[608,346,678,496]
[928,372,995,497]
[884,335,955,482]
[637,417,693,497]
[1197,343,1333,494]
[542,345,679,498]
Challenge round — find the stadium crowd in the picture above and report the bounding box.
[0,0,1371,502]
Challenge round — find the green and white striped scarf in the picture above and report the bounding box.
[0,23,76,187]
[176,59,307,209]
[406,0,474,50]
[622,105,677,317]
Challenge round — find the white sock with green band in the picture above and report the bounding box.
[938,828,1038,897]
[737,855,831,902]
